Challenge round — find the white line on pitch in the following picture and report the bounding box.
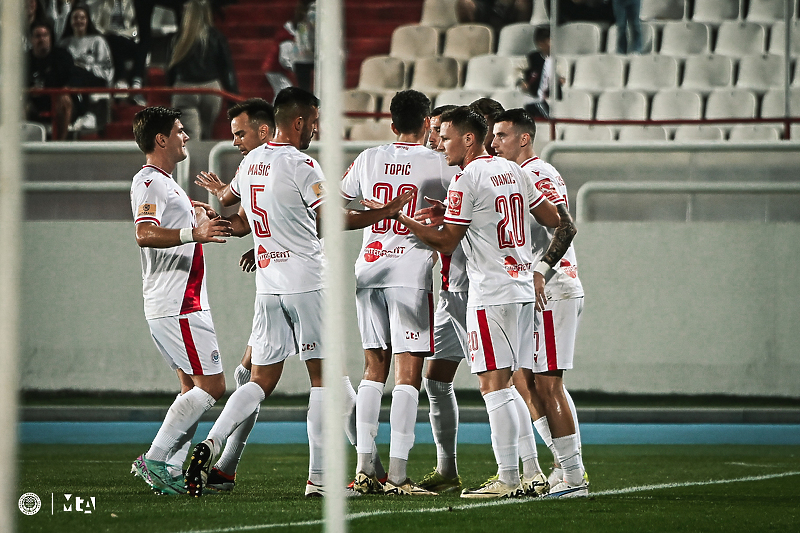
[172,471,800,533]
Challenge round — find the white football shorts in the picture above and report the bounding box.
[466,302,534,374]
[148,310,223,376]
[429,290,468,362]
[355,287,433,354]
[249,290,324,366]
[524,297,583,372]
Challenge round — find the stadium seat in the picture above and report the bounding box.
[650,89,703,120]
[681,55,734,94]
[349,119,397,141]
[342,89,378,122]
[626,55,679,94]
[490,89,534,110]
[617,125,670,141]
[551,89,595,119]
[497,23,537,57]
[705,89,757,120]
[390,25,440,62]
[559,125,615,141]
[463,55,518,92]
[728,124,781,141]
[21,122,46,142]
[358,56,406,95]
[606,23,655,54]
[420,0,459,31]
[761,87,800,118]
[659,22,711,56]
[555,22,603,56]
[434,89,486,107]
[673,125,725,141]
[691,0,739,26]
[714,21,767,57]
[736,54,785,93]
[409,56,460,97]
[530,0,549,26]
[640,0,685,22]
[746,0,794,24]
[768,21,800,56]
[595,90,648,120]
[443,24,494,64]
[570,54,626,95]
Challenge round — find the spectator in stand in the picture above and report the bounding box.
[611,0,642,54]
[290,0,315,93]
[26,0,48,49]
[166,0,238,140]
[131,0,184,105]
[47,0,73,43]
[27,19,75,140]
[457,0,532,36]
[88,0,141,89]
[519,27,562,118]
[59,3,115,130]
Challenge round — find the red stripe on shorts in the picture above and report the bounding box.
[476,309,497,371]
[428,292,434,352]
[179,317,204,375]
[543,310,558,371]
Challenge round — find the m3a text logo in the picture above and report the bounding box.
[63,494,96,514]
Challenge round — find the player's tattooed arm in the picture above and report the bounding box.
[541,204,577,268]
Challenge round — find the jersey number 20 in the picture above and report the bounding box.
[496,193,526,248]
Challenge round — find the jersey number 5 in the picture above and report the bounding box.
[496,193,526,248]
[250,184,271,238]
[371,182,417,235]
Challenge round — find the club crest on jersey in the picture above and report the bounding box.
[504,256,531,278]
[257,245,291,268]
[536,178,561,203]
[364,241,405,262]
[560,259,578,278]
[138,203,156,217]
[312,182,324,198]
[447,191,463,216]
[144,179,153,188]
[211,350,220,364]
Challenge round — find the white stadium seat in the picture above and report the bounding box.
[617,125,669,141]
[434,89,485,107]
[673,125,725,141]
[659,22,711,56]
[650,89,703,120]
[358,56,406,94]
[551,89,595,119]
[640,0,685,21]
[390,24,440,61]
[443,24,494,63]
[746,0,793,24]
[497,23,537,57]
[560,125,615,141]
[607,23,655,54]
[768,21,800,56]
[681,55,734,94]
[410,56,460,97]
[490,89,534,110]
[705,89,757,119]
[626,55,679,94]
[736,54,785,93]
[463,55,518,92]
[349,119,397,141]
[728,124,781,141]
[555,22,603,56]
[691,0,739,26]
[420,0,459,31]
[714,21,766,57]
[595,89,648,120]
[570,54,626,95]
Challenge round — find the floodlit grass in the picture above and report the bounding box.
[17,443,800,533]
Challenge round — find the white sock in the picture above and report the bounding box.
[483,388,519,487]
[552,434,583,486]
[388,384,419,484]
[234,364,251,388]
[562,385,585,472]
[207,381,265,454]
[214,405,259,476]
[147,387,215,462]
[167,410,199,478]
[510,386,541,478]
[533,416,558,466]
[356,379,384,476]
[425,378,459,478]
[307,387,324,484]
[343,376,358,446]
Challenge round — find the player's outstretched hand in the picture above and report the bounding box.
[413,196,446,226]
[240,248,256,272]
[193,217,233,243]
[195,171,226,196]
[360,190,415,220]
[192,200,219,220]
[534,272,548,311]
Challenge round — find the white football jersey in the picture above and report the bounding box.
[443,155,545,307]
[131,164,209,320]
[341,142,449,290]
[520,157,584,300]
[237,142,326,294]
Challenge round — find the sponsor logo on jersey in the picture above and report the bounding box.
[560,259,578,278]
[536,178,561,203]
[363,241,406,262]
[138,203,156,217]
[304,159,314,168]
[312,182,325,198]
[248,162,271,176]
[447,191,463,216]
[504,256,532,278]
[257,245,291,268]
[490,172,516,187]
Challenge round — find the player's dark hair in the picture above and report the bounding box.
[389,90,432,134]
[133,106,182,154]
[228,98,275,133]
[274,87,319,126]
[440,106,488,144]
[533,26,550,43]
[431,104,457,118]
[495,108,536,139]
[469,98,505,122]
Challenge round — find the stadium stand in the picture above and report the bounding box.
[746,0,794,23]
[570,54,626,95]
[681,55,734,94]
[390,24,441,84]
[705,89,758,122]
[357,55,406,98]
[606,23,655,54]
[728,124,781,141]
[530,0,549,26]
[639,0,686,23]
[490,88,533,110]
[435,88,485,106]
[595,89,648,121]
[462,54,518,92]
[673,124,726,140]
[714,21,767,57]
[617,125,670,141]
[555,22,604,57]
[659,21,711,56]
[768,20,800,56]
[496,22,537,58]
[409,56,460,96]
[348,118,397,141]
[559,124,615,141]
[626,55,679,95]
[691,0,739,26]
[442,24,494,79]
[552,89,595,119]
[419,0,459,32]
[736,54,786,94]
[342,89,378,137]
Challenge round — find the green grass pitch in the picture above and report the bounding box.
[17,443,800,533]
